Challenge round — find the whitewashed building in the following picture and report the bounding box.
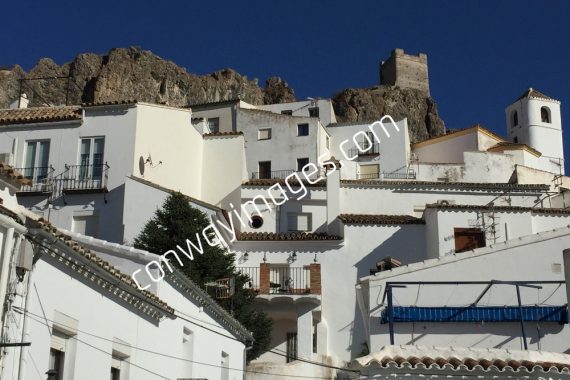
[0,214,252,380]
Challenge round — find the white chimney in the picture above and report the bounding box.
[326,157,342,236]
[19,93,29,109]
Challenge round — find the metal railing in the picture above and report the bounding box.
[358,172,380,180]
[239,266,312,295]
[13,166,54,193]
[382,169,416,180]
[349,142,380,158]
[251,169,295,180]
[60,163,109,191]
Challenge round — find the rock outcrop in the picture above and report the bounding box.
[0,46,445,142]
[332,86,445,143]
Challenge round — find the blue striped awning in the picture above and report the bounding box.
[381,306,568,324]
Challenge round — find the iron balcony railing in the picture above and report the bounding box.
[239,266,312,295]
[382,169,416,180]
[13,166,54,193]
[61,163,109,192]
[358,172,380,180]
[349,142,380,158]
[251,169,295,180]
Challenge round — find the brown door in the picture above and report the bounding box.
[454,228,485,253]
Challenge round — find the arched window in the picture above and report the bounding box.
[541,107,551,123]
[512,111,518,127]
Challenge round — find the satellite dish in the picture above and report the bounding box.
[139,156,145,176]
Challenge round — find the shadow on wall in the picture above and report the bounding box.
[371,320,565,350]
[348,226,426,358]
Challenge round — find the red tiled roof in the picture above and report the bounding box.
[341,180,549,191]
[237,232,341,241]
[350,345,570,374]
[82,99,137,107]
[488,142,541,157]
[517,88,556,102]
[339,214,424,225]
[203,131,244,137]
[0,107,82,125]
[243,178,326,187]
[30,218,174,316]
[0,163,33,187]
[426,203,570,214]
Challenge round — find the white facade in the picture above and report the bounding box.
[1,219,251,380]
[506,89,564,174]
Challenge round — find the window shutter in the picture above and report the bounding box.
[359,164,379,175]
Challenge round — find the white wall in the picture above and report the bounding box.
[5,248,247,380]
[363,228,570,354]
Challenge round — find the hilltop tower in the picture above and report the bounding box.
[505,88,564,174]
[379,48,430,95]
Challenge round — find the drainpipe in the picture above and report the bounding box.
[17,269,33,380]
[0,227,15,321]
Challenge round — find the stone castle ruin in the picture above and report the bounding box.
[380,48,430,96]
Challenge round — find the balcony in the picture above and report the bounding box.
[349,142,380,158]
[14,166,54,196]
[251,169,295,180]
[358,172,380,180]
[382,169,416,180]
[239,264,321,298]
[60,163,109,194]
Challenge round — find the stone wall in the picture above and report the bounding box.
[380,48,430,95]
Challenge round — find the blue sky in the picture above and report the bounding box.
[2,0,569,151]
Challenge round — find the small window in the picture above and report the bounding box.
[251,215,263,229]
[325,135,330,150]
[297,158,309,172]
[541,107,551,123]
[258,128,272,140]
[454,228,486,253]
[512,111,518,127]
[281,110,292,115]
[308,107,319,118]
[513,136,518,143]
[288,213,311,232]
[208,117,220,133]
[258,161,271,179]
[297,123,309,136]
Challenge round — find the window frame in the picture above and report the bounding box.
[78,136,105,181]
[258,128,272,140]
[297,157,310,172]
[287,212,312,232]
[281,110,293,116]
[207,117,220,133]
[23,139,50,181]
[297,123,309,137]
[541,107,551,123]
[308,107,319,118]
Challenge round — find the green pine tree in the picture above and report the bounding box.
[134,192,272,361]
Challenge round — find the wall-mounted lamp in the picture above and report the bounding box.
[313,253,318,263]
[289,251,297,263]
[243,252,249,262]
[263,252,267,263]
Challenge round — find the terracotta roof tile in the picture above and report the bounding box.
[203,131,244,137]
[186,98,241,108]
[517,88,557,102]
[426,203,570,214]
[82,99,137,107]
[0,107,82,125]
[488,141,541,157]
[243,178,326,187]
[238,231,341,241]
[341,180,549,191]
[29,218,174,316]
[351,345,570,374]
[0,163,33,187]
[339,214,424,225]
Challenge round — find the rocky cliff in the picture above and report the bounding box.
[0,46,444,142]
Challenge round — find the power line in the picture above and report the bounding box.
[23,240,360,378]
[18,311,354,379]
